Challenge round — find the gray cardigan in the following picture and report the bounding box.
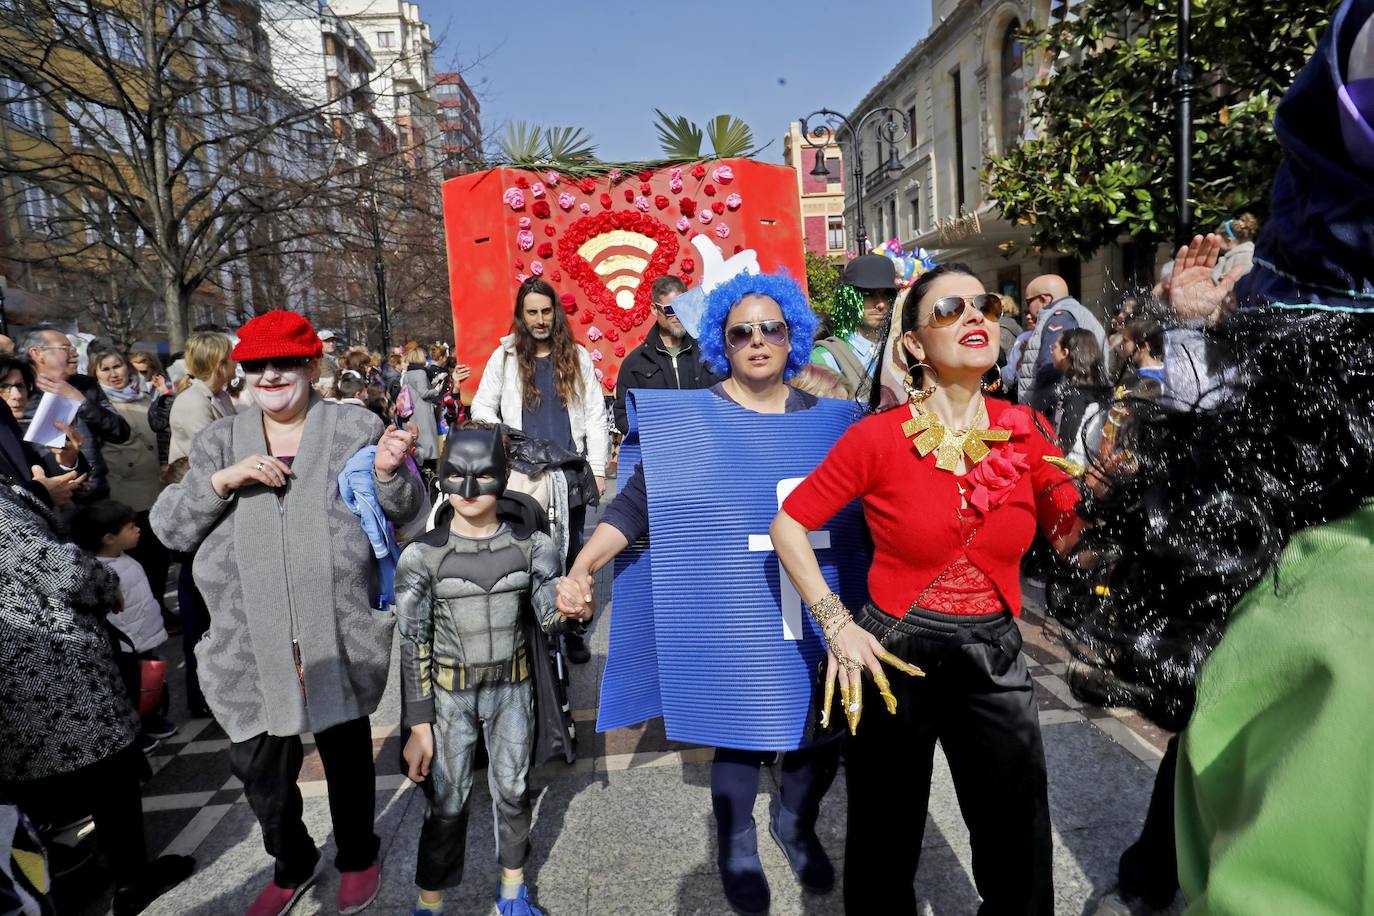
[150,397,422,741]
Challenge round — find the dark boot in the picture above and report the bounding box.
[718,820,769,915]
[112,855,195,916]
[562,632,591,665]
[769,802,834,893]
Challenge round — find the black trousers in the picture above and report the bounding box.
[844,605,1053,916]
[175,557,209,712]
[1117,734,1179,907]
[128,510,171,615]
[4,742,149,879]
[228,716,380,888]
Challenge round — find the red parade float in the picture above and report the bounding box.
[441,158,807,398]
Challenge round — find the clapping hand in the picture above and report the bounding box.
[1169,234,1248,325]
[373,423,418,481]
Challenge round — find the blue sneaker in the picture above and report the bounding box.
[494,884,544,916]
[410,907,443,916]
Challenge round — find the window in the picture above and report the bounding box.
[1000,20,1024,152]
[12,179,60,236]
[951,69,965,209]
[66,99,132,154]
[824,155,841,187]
[1,78,53,137]
[375,31,395,48]
[827,217,844,251]
[906,105,917,150]
[909,194,921,236]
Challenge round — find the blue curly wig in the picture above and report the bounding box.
[698,271,818,380]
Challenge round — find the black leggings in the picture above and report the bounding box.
[844,604,1052,916]
[710,741,840,841]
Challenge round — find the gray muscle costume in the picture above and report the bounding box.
[395,520,573,890]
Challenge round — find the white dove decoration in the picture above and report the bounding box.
[670,236,761,339]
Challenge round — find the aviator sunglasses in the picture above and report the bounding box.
[925,294,1005,328]
[725,319,790,350]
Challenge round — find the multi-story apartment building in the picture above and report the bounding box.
[782,120,846,259]
[434,71,480,179]
[844,0,1152,312]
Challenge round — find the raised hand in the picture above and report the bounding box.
[374,422,418,480]
[1169,233,1248,324]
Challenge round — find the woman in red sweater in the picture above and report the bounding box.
[772,263,1080,915]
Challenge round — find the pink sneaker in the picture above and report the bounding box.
[245,872,317,916]
[336,859,381,914]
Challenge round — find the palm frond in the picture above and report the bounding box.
[497,121,545,164]
[543,126,597,163]
[653,109,704,159]
[706,115,756,158]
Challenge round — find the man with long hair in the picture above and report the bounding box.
[471,277,609,664]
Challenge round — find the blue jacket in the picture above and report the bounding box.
[338,445,401,606]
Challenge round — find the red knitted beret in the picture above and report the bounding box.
[232,310,324,361]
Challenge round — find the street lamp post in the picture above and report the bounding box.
[1174,0,1194,244]
[798,107,910,256]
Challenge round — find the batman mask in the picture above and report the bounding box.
[438,428,510,498]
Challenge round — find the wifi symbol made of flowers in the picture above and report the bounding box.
[556,211,680,332]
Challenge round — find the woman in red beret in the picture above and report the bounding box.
[151,310,424,916]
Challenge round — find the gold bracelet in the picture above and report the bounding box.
[809,592,855,653]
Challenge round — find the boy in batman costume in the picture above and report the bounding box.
[396,427,589,916]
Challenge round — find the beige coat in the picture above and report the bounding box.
[168,377,235,464]
[103,395,163,511]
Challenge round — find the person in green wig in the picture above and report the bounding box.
[811,254,898,401]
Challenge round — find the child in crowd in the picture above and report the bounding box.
[394,428,589,916]
[337,370,368,406]
[73,500,177,753]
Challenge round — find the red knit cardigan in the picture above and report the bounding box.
[783,398,1080,618]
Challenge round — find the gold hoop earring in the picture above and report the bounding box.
[982,376,1002,394]
[904,363,937,404]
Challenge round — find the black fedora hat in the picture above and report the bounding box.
[841,254,899,291]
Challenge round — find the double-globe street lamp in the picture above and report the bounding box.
[799,107,911,257]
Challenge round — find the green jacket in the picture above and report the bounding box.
[1177,500,1374,914]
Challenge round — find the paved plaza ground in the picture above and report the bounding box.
[62,487,1184,916]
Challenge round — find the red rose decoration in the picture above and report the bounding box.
[654,195,670,210]
[555,210,681,332]
[733,245,744,253]
[579,309,595,324]
[639,182,651,195]
[537,242,554,258]
[711,201,725,214]
[623,188,634,203]
[681,274,694,286]
[704,184,716,196]
[515,176,530,189]
[602,375,616,392]
[613,344,626,358]
[514,258,524,269]
[544,225,556,237]
[691,163,706,179]
[681,257,695,273]
[599,193,613,209]
[679,198,697,217]
[638,169,654,181]
[579,177,596,194]
[532,200,551,219]
[964,444,1030,514]
[551,270,562,282]
[560,292,578,313]
[605,328,619,342]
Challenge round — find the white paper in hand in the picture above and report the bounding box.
[23,392,81,449]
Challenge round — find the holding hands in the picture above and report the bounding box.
[556,570,596,624]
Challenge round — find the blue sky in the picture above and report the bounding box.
[422,0,933,164]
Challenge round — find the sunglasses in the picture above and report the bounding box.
[240,356,313,374]
[925,294,1004,328]
[654,301,677,318]
[725,320,790,350]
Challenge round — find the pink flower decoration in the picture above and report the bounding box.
[544,170,560,185]
[516,272,529,282]
[607,168,622,182]
[594,367,605,381]
[590,348,603,362]
[670,166,683,180]
[725,192,743,210]
[518,216,532,229]
[516,229,534,251]
[712,165,735,184]
[699,209,714,224]
[964,442,1030,514]
[587,326,604,341]
[531,181,546,198]
[557,191,576,210]
[503,187,526,210]
[676,216,691,233]
[669,177,684,194]
[579,202,591,214]
[530,261,544,276]
[635,196,651,212]
[714,223,730,239]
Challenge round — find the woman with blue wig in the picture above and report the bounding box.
[557,271,890,914]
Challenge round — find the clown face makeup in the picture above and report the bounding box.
[245,357,316,418]
[439,429,511,500]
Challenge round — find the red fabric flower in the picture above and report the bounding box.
[623,188,635,203]
[965,445,1030,514]
[514,258,524,269]
[515,175,530,189]
[579,309,595,324]
[579,177,596,194]
[602,375,616,392]
[680,257,695,273]
[711,201,725,214]
[537,242,554,258]
[733,245,744,253]
[613,344,626,358]
[599,192,613,209]
[654,195,670,210]
[560,292,578,313]
[605,328,619,341]
[638,169,654,181]
[704,184,717,196]
[543,224,556,236]
[532,200,551,219]
[639,182,651,195]
[554,210,681,332]
[691,163,706,179]
[678,198,697,217]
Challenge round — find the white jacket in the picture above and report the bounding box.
[100,553,168,653]
[470,335,610,476]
